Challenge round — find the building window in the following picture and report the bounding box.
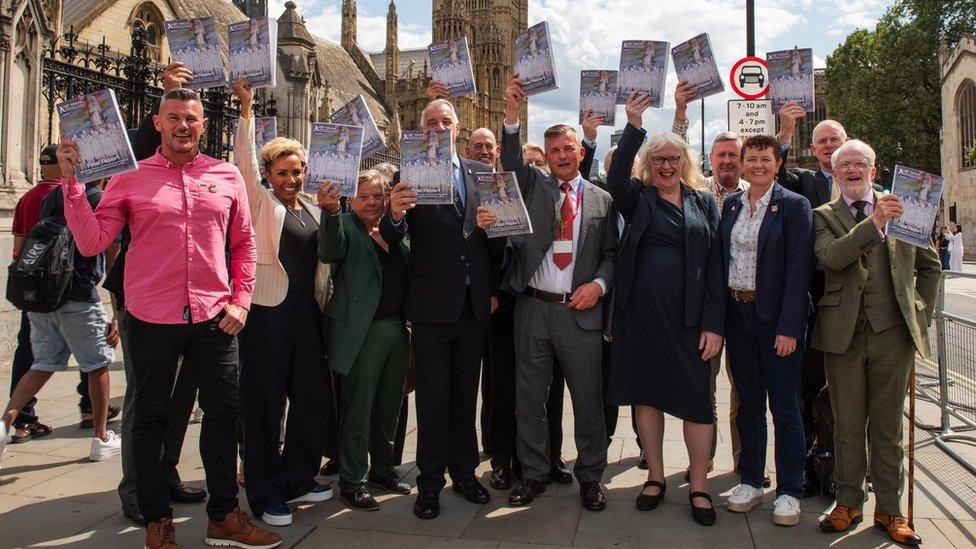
[129,3,163,61]
[959,79,976,169]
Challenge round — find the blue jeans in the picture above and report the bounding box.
[725,300,805,498]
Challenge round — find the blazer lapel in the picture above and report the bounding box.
[460,160,479,236]
[352,215,381,278]
[721,191,744,272]
[682,186,695,249]
[832,197,857,233]
[757,185,783,256]
[577,180,596,253]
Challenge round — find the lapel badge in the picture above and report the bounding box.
[207,184,217,193]
[771,204,779,213]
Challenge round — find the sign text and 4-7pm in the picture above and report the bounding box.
[727,99,774,137]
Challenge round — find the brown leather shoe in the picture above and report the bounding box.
[205,507,282,548]
[146,517,178,549]
[874,513,922,546]
[819,506,863,532]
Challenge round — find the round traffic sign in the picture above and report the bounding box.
[729,56,769,100]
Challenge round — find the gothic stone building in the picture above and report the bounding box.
[941,34,976,258]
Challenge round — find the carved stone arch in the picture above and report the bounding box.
[127,1,165,61]
[956,78,976,169]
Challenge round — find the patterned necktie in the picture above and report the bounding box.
[852,200,868,222]
[553,181,574,270]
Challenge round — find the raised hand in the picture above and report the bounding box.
[777,100,806,143]
[427,79,449,101]
[476,205,498,230]
[389,181,418,222]
[232,77,253,118]
[674,80,695,120]
[624,91,652,129]
[581,109,604,141]
[504,73,527,124]
[871,194,903,229]
[56,138,81,180]
[316,181,342,214]
[162,61,193,93]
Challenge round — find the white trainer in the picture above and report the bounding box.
[726,483,764,513]
[772,494,801,526]
[0,422,10,471]
[89,430,121,461]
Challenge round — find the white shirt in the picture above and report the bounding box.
[728,184,774,291]
[504,122,606,295]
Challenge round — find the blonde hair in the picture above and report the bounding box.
[522,143,545,157]
[636,132,705,190]
[260,137,306,174]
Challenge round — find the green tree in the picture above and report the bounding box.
[825,0,975,173]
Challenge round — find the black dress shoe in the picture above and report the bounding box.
[341,485,379,511]
[548,459,573,485]
[367,472,411,494]
[580,481,606,511]
[636,480,666,511]
[489,467,512,490]
[508,479,546,507]
[637,451,649,471]
[319,458,339,476]
[689,491,716,526]
[122,506,147,527]
[451,476,490,504]
[170,482,207,503]
[413,490,440,520]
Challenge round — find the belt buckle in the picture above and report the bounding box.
[559,292,567,304]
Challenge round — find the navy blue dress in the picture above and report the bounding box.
[607,195,712,424]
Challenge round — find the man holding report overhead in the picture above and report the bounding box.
[477,73,617,512]
[381,98,500,520]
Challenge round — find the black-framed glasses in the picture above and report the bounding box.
[650,156,681,166]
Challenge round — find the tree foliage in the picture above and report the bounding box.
[824,0,975,174]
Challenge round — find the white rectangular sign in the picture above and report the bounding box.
[727,99,775,138]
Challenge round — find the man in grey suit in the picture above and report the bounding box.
[478,73,617,511]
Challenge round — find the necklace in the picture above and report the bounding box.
[275,194,306,227]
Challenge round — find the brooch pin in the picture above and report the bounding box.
[207,184,217,193]
[771,204,779,213]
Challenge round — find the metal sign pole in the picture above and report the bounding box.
[746,0,756,56]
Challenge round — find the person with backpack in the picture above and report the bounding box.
[1,165,121,465]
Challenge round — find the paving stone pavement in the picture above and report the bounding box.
[1,354,975,548]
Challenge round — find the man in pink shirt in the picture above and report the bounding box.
[55,88,277,549]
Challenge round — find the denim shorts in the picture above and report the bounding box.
[28,300,114,373]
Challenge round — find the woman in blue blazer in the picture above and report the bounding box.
[720,135,812,527]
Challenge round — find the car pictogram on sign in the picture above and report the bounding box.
[738,65,765,88]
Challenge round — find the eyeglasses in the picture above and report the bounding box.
[650,156,681,166]
[835,161,872,171]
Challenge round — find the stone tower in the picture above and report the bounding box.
[232,0,267,18]
[384,1,401,144]
[341,0,357,51]
[432,0,475,145]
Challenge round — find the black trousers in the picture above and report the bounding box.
[487,292,567,471]
[413,291,488,493]
[239,285,331,516]
[127,313,240,522]
[801,270,826,449]
[10,311,37,427]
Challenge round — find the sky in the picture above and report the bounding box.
[266,0,894,159]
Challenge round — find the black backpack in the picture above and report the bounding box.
[6,186,101,313]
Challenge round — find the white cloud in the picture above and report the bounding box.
[267,0,431,51]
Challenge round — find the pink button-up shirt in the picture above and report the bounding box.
[62,150,256,325]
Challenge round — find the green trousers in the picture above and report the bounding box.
[338,317,410,491]
[824,318,914,516]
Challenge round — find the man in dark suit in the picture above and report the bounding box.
[776,104,850,480]
[478,74,617,512]
[381,99,501,520]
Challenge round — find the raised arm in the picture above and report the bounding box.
[316,182,348,264]
[231,78,268,217]
[500,73,542,195]
[57,141,127,256]
[606,92,651,216]
[579,110,602,181]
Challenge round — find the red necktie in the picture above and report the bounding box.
[553,182,574,270]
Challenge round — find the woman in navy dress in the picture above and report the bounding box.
[605,93,725,526]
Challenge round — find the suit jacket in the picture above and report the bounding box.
[811,192,942,356]
[380,156,501,324]
[499,128,617,331]
[720,184,813,339]
[777,162,831,209]
[606,122,725,334]
[235,117,330,308]
[318,212,409,376]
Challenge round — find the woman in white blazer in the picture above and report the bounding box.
[232,78,334,528]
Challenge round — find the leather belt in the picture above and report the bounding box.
[523,287,572,304]
[729,288,757,303]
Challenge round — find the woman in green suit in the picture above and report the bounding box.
[317,170,411,510]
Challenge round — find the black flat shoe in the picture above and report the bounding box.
[689,491,716,526]
[508,479,546,507]
[341,485,379,511]
[580,481,606,511]
[367,472,411,494]
[413,490,440,520]
[548,459,573,485]
[636,480,666,511]
[489,466,512,490]
[170,482,207,504]
[122,506,147,527]
[451,476,490,504]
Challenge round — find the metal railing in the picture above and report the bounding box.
[913,270,976,475]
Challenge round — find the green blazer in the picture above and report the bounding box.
[811,193,941,357]
[318,212,409,376]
